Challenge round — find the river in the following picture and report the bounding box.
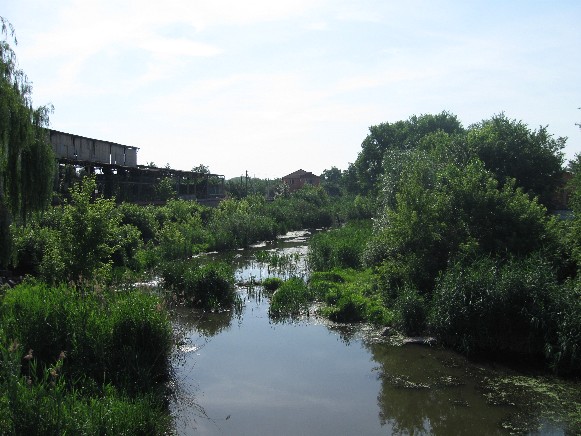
[170,231,580,435]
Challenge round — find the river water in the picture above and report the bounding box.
[170,231,580,435]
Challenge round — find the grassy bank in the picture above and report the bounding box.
[0,280,173,434]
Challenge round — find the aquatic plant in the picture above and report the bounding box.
[269,277,312,318]
[160,260,235,309]
[312,269,393,326]
[261,277,283,293]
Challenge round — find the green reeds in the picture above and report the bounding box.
[160,260,236,309]
[0,280,173,434]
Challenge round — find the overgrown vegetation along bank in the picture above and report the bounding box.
[291,113,581,376]
[0,280,172,434]
[9,177,347,285]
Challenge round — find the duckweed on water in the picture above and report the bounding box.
[481,374,581,434]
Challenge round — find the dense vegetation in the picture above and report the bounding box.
[0,18,54,268]
[298,112,581,375]
[1,15,580,433]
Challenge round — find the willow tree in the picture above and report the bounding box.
[0,18,54,267]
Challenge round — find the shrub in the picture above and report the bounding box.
[269,277,311,317]
[308,221,372,271]
[262,277,283,293]
[11,177,123,284]
[310,269,393,326]
[117,202,158,242]
[365,157,558,294]
[161,260,235,309]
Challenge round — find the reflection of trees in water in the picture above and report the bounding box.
[196,310,238,337]
[173,304,241,338]
[365,342,507,436]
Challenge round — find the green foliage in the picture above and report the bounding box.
[320,166,344,197]
[467,113,565,207]
[365,155,557,294]
[310,269,393,326]
[267,185,333,231]
[269,277,312,318]
[12,177,123,283]
[160,260,235,309]
[155,177,176,201]
[225,175,276,199]
[354,112,464,195]
[0,20,54,267]
[554,279,581,374]
[0,280,172,395]
[0,368,169,435]
[430,255,561,359]
[117,202,158,242]
[563,154,581,275]
[394,285,427,336]
[208,196,277,250]
[261,277,283,292]
[308,220,372,271]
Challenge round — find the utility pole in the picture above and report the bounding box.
[245,170,249,197]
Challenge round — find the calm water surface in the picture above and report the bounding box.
[170,231,580,435]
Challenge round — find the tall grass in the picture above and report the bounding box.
[308,220,372,271]
[0,280,172,392]
[429,255,572,368]
[160,260,236,309]
[0,280,173,433]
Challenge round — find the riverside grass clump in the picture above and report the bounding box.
[430,254,581,373]
[311,269,394,326]
[269,277,312,318]
[160,260,236,309]
[0,280,173,434]
[267,270,393,326]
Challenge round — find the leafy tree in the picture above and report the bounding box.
[191,163,210,174]
[353,112,464,194]
[320,166,343,196]
[466,113,565,207]
[0,18,54,267]
[155,177,176,201]
[365,146,557,294]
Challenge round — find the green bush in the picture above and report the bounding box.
[161,260,235,309]
[117,202,158,242]
[308,221,372,271]
[365,157,558,294]
[269,277,312,317]
[310,269,393,326]
[11,177,123,284]
[262,277,283,293]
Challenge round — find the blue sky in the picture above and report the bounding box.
[4,0,580,179]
